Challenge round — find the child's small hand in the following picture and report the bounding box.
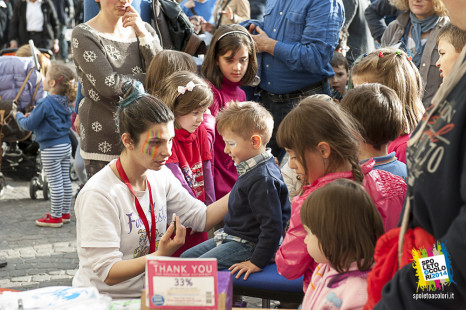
[25,113,31,118]
[228,260,261,280]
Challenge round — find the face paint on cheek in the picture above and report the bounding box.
[141,129,162,159]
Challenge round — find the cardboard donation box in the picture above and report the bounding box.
[144,257,232,310]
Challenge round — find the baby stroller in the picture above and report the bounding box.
[0,41,58,198]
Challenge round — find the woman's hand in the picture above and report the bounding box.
[122,6,148,38]
[74,114,80,136]
[155,215,186,257]
[221,6,234,21]
[229,260,261,280]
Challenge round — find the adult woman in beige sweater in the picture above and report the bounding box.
[213,0,250,27]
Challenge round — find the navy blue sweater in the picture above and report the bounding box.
[224,157,291,269]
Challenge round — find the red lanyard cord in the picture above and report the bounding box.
[116,158,156,253]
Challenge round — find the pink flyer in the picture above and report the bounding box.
[145,257,218,309]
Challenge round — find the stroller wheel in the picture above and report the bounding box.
[29,177,39,200]
[43,180,49,200]
[70,166,78,181]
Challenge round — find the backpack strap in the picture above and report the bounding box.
[26,73,42,113]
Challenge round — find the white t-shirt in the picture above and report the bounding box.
[26,0,44,32]
[72,161,207,298]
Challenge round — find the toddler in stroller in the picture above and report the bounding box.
[0,46,47,194]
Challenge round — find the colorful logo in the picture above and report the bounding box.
[412,241,456,292]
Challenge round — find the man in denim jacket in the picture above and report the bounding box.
[241,0,344,162]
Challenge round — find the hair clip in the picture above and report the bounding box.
[363,54,367,57]
[56,75,64,85]
[396,50,402,56]
[177,81,203,96]
[119,80,146,108]
[408,56,413,61]
[378,51,384,58]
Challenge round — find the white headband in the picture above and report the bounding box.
[217,30,251,42]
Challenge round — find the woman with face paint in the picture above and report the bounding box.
[72,81,230,298]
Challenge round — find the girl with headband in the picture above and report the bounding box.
[202,24,258,200]
[72,80,229,298]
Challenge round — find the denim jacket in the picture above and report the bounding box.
[241,0,344,94]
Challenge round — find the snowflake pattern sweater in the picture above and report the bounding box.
[71,23,161,162]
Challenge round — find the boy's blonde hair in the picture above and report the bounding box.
[351,48,425,135]
[389,0,447,16]
[155,71,212,129]
[146,50,197,94]
[216,101,273,144]
[436,23,466,52]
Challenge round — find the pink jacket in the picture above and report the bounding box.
[275,160,406,292]
[387,134,410,164]
[302,262,370,310]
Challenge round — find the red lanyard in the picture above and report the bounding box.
[116,158,156,253]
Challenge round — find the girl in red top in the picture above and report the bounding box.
[156,71,215,257]
[201,24,258,199]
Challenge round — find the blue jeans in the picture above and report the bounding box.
[249,0,266,20]
[180,238,255,270]
[260,80,330,163]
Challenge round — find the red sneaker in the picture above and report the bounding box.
[62,213,71,224]
[35,214,63,228]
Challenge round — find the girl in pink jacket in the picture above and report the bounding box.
[300,179,385,310]
[275,96,406,292]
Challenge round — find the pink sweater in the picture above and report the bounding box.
[275,160,406,292]
[208,78,246,200]
[302,262,370,310]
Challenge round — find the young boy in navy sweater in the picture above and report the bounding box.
[181,101,291,280]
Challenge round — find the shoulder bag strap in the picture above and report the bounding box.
[13,68,35,104]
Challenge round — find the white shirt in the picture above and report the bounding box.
[26,0,44,32]
[72,162,207,298]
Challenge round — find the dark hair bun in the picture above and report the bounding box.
[120,80,146,107]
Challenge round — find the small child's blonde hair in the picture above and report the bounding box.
[216,101,273,145]
[15,44,51,76]
[155,71,212,129]
[351,48,425,135]
[48,62,78,103]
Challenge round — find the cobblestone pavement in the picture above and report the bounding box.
[0,177,79,291]
[0,177,274,308]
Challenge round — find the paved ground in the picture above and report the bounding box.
[0,178,79,291]
[0,176,276,308]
